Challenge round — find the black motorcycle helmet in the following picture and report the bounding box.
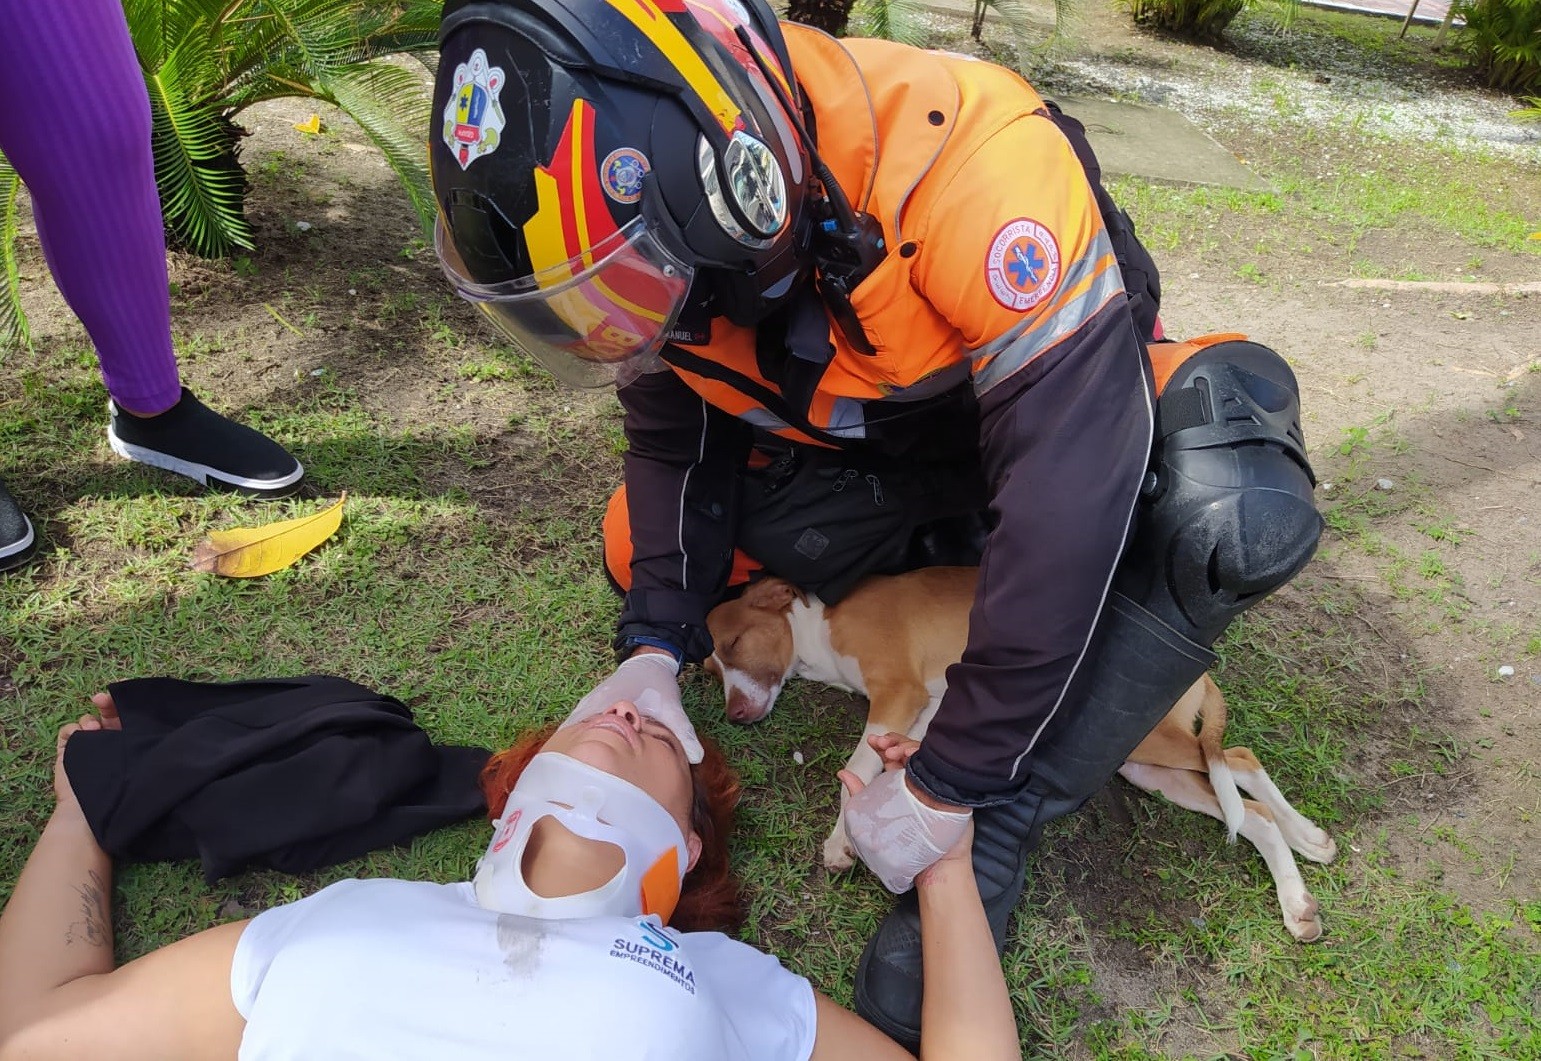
[431,0,811,387]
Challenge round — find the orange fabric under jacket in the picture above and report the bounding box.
[615,26,1159,806]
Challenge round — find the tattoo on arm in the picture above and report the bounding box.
[65,869,110,948]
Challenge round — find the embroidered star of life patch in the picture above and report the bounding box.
[985,218,1061,311]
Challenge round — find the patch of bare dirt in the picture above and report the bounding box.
[985,3,1541,942]
[1162,214,1541,932]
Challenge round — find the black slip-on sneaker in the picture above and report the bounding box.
[0,479,38,572]
[108,388,304,498]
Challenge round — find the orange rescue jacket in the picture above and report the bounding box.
[660,25,1129,447]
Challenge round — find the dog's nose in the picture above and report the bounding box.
[725,695,764,724]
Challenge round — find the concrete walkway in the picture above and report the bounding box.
[1301,0,1456,27]
[1057,96,1275,193]
[904,0,1459,193]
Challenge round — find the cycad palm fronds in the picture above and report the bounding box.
[971,0,1029,40]
[849,0,929,46]
[1456,0,1541,93]
[321,61,441,230]
[143,22,256,255]
[1,0,441,346]
[977,0,1045,68]
[130,0,441,257]
[0,152,29,349]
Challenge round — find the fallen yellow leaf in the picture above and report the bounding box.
[294,114,322,135]
[191,493,346,577]
[1529,231,1541,241]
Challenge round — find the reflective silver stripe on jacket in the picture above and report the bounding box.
[971,229,1127,395]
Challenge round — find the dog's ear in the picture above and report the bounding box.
[743,576,801,612]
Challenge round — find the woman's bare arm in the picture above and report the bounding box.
[0,699,247,1060]
[914,849,1020,1060]
[0,805,115,1036]
[809,733,1020,1061]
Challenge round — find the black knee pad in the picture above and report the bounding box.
[1117,340,1323,645]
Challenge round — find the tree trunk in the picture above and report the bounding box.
[786,0,857,36]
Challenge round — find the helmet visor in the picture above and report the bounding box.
[436,215,694,389]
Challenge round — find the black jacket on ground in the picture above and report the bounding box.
[63,675,491,882]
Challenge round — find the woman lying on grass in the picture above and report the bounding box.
[0,691,1020,1060]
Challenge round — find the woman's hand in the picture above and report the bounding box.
[54,693,121,812]
[838,732,974,886]
[861,731,922,773]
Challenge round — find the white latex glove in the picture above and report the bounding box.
[560,653,704,764]
[842,768,972,893]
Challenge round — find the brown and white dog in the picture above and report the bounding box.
[704,567,1338,942]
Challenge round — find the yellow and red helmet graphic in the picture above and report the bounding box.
[432,0,807,360]
[679,0,796,106]
[523,100,685,361]
[600,0,745,135]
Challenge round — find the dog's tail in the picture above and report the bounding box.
[1198,681,1245,842]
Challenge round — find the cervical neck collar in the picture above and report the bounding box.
[473,753,689,921]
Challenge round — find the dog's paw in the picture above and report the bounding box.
[1282,891,1324,943]
[822,835,856,873]
[1293,828,1338,865]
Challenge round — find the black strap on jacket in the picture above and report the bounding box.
[1043,100,1163,343]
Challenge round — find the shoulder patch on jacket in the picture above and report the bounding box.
[985,217,1061,312]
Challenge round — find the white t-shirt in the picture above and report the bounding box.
[230,878,817,1060]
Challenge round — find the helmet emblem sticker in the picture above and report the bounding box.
[601,148,650,205]
[442,48,507,171]
[985,218,1061,312]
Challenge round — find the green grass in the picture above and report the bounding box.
[981,601,1540,1059]
[9,346,1533,1057]
[4,5,1540,1055]
[1270,138,1541,255]
[1109,131,1541,281]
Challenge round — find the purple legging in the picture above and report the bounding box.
[0,0,182,414]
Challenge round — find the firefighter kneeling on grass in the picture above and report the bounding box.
[429,0,1323,1046]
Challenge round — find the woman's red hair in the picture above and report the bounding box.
[479,726,744,933]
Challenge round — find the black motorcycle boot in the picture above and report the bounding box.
[853,339,1324,1050]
